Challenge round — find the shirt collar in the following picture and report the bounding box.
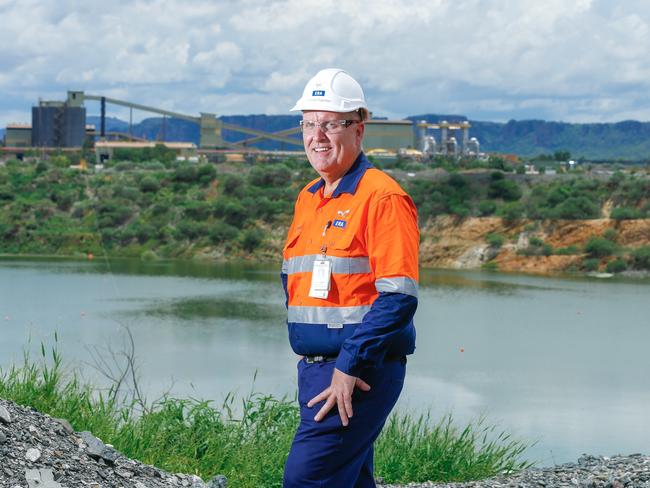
[307,152,373,197]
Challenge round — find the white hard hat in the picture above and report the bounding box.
[290,68,368,116]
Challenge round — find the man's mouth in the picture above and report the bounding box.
[313,147,331,153]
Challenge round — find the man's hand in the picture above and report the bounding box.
[307,368,371,426]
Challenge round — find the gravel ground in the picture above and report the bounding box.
[3,397,650,487]
[378,454,650,487]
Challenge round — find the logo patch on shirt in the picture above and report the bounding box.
[312,90,325,96]
[337,209,350,217]
[333,219,347,229]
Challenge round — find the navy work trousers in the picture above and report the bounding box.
[283,356,406,488]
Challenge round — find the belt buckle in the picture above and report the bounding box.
[305,355,326,364]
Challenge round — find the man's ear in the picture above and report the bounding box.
[355,122,365,146]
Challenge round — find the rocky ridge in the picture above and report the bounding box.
[0,398,227,488]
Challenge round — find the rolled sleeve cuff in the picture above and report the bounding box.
[334,346,360,377]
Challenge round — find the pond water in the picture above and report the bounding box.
[1,256,649,466]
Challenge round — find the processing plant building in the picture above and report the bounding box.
[2,90,480,159]
[31,92,86,148]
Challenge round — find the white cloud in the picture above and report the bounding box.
[1,0,650,123]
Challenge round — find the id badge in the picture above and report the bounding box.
[308,259,331,299]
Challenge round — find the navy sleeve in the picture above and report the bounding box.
[335,291,417,376]
[281,272,288,310]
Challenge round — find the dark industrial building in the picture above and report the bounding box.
[31,95,86,148]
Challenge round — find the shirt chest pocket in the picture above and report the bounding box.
[283,224,303,258]
[327,232,370,276]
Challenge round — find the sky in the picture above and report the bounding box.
[1,0,650,126]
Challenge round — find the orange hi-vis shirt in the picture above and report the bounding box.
[281,152,419,376]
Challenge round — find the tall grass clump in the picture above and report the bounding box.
[375,413,533,483]
[0,342,532,487]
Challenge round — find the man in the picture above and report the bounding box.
[282,68,419,488]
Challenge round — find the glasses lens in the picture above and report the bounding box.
[300,120,357,133]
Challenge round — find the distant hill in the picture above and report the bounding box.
[411,114,650,160]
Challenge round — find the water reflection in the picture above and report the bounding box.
[130,296,286,322]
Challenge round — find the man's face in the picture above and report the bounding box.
[302,110,364,180]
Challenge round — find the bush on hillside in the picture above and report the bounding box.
[611,207,644,220]
[584,237,619,258]
[240,227,265,252]
[544,196,600,219]
[478,200,497,216]
[606,258,627,274]
[486,233,504,248]
[209,221,239,244]
[140,176,161,193]
[630,246,650,270]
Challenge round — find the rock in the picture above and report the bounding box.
[135,482,150,488]
[0,404,12,423]
[80,430,120,465]
[53,418,74,435]
[25,448,42,462]
[0,431,7,444]
[207,475,228,487]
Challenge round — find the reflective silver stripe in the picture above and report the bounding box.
[375,277,419,297]
[283,254,370,275]
[288,305,372,324]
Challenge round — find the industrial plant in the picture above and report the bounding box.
[1,91,482,161]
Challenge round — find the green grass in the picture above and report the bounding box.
[0,343,533,487]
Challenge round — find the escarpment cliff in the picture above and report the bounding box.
[419,216,650,274]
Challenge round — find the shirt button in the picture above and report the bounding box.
[308,238,312,243]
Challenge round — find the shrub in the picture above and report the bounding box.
[249,164,292,188]
[113,186,140,201]
[240,227,264,252]
[183,201,211,221]
[603,229,618,242]
[630,246,650,270]
[497,202,524,222]
[546,196,600,220]
[140,176,161,193]
[555,245,579,255]
[174,221,206,240]
[209,221,239,244]
[96,200,133,228]
[584,237,619,258]
[582,258,600,272]
[486,233,504,248]
[611,207,644,220]
[213,199,249,227]
[478,200,496,216]
[606,258,627,274]
[174,164,198,183]
[221,174,246,197]
[488,179,522,201]
[197,164,217,185]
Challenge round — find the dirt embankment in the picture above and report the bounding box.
[419,216,650,274]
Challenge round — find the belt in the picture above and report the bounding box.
[303,354,406,364]
[304,355,338,364]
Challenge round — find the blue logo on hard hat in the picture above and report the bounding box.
[312,90,325,96]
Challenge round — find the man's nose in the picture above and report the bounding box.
[314,124,329,140]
